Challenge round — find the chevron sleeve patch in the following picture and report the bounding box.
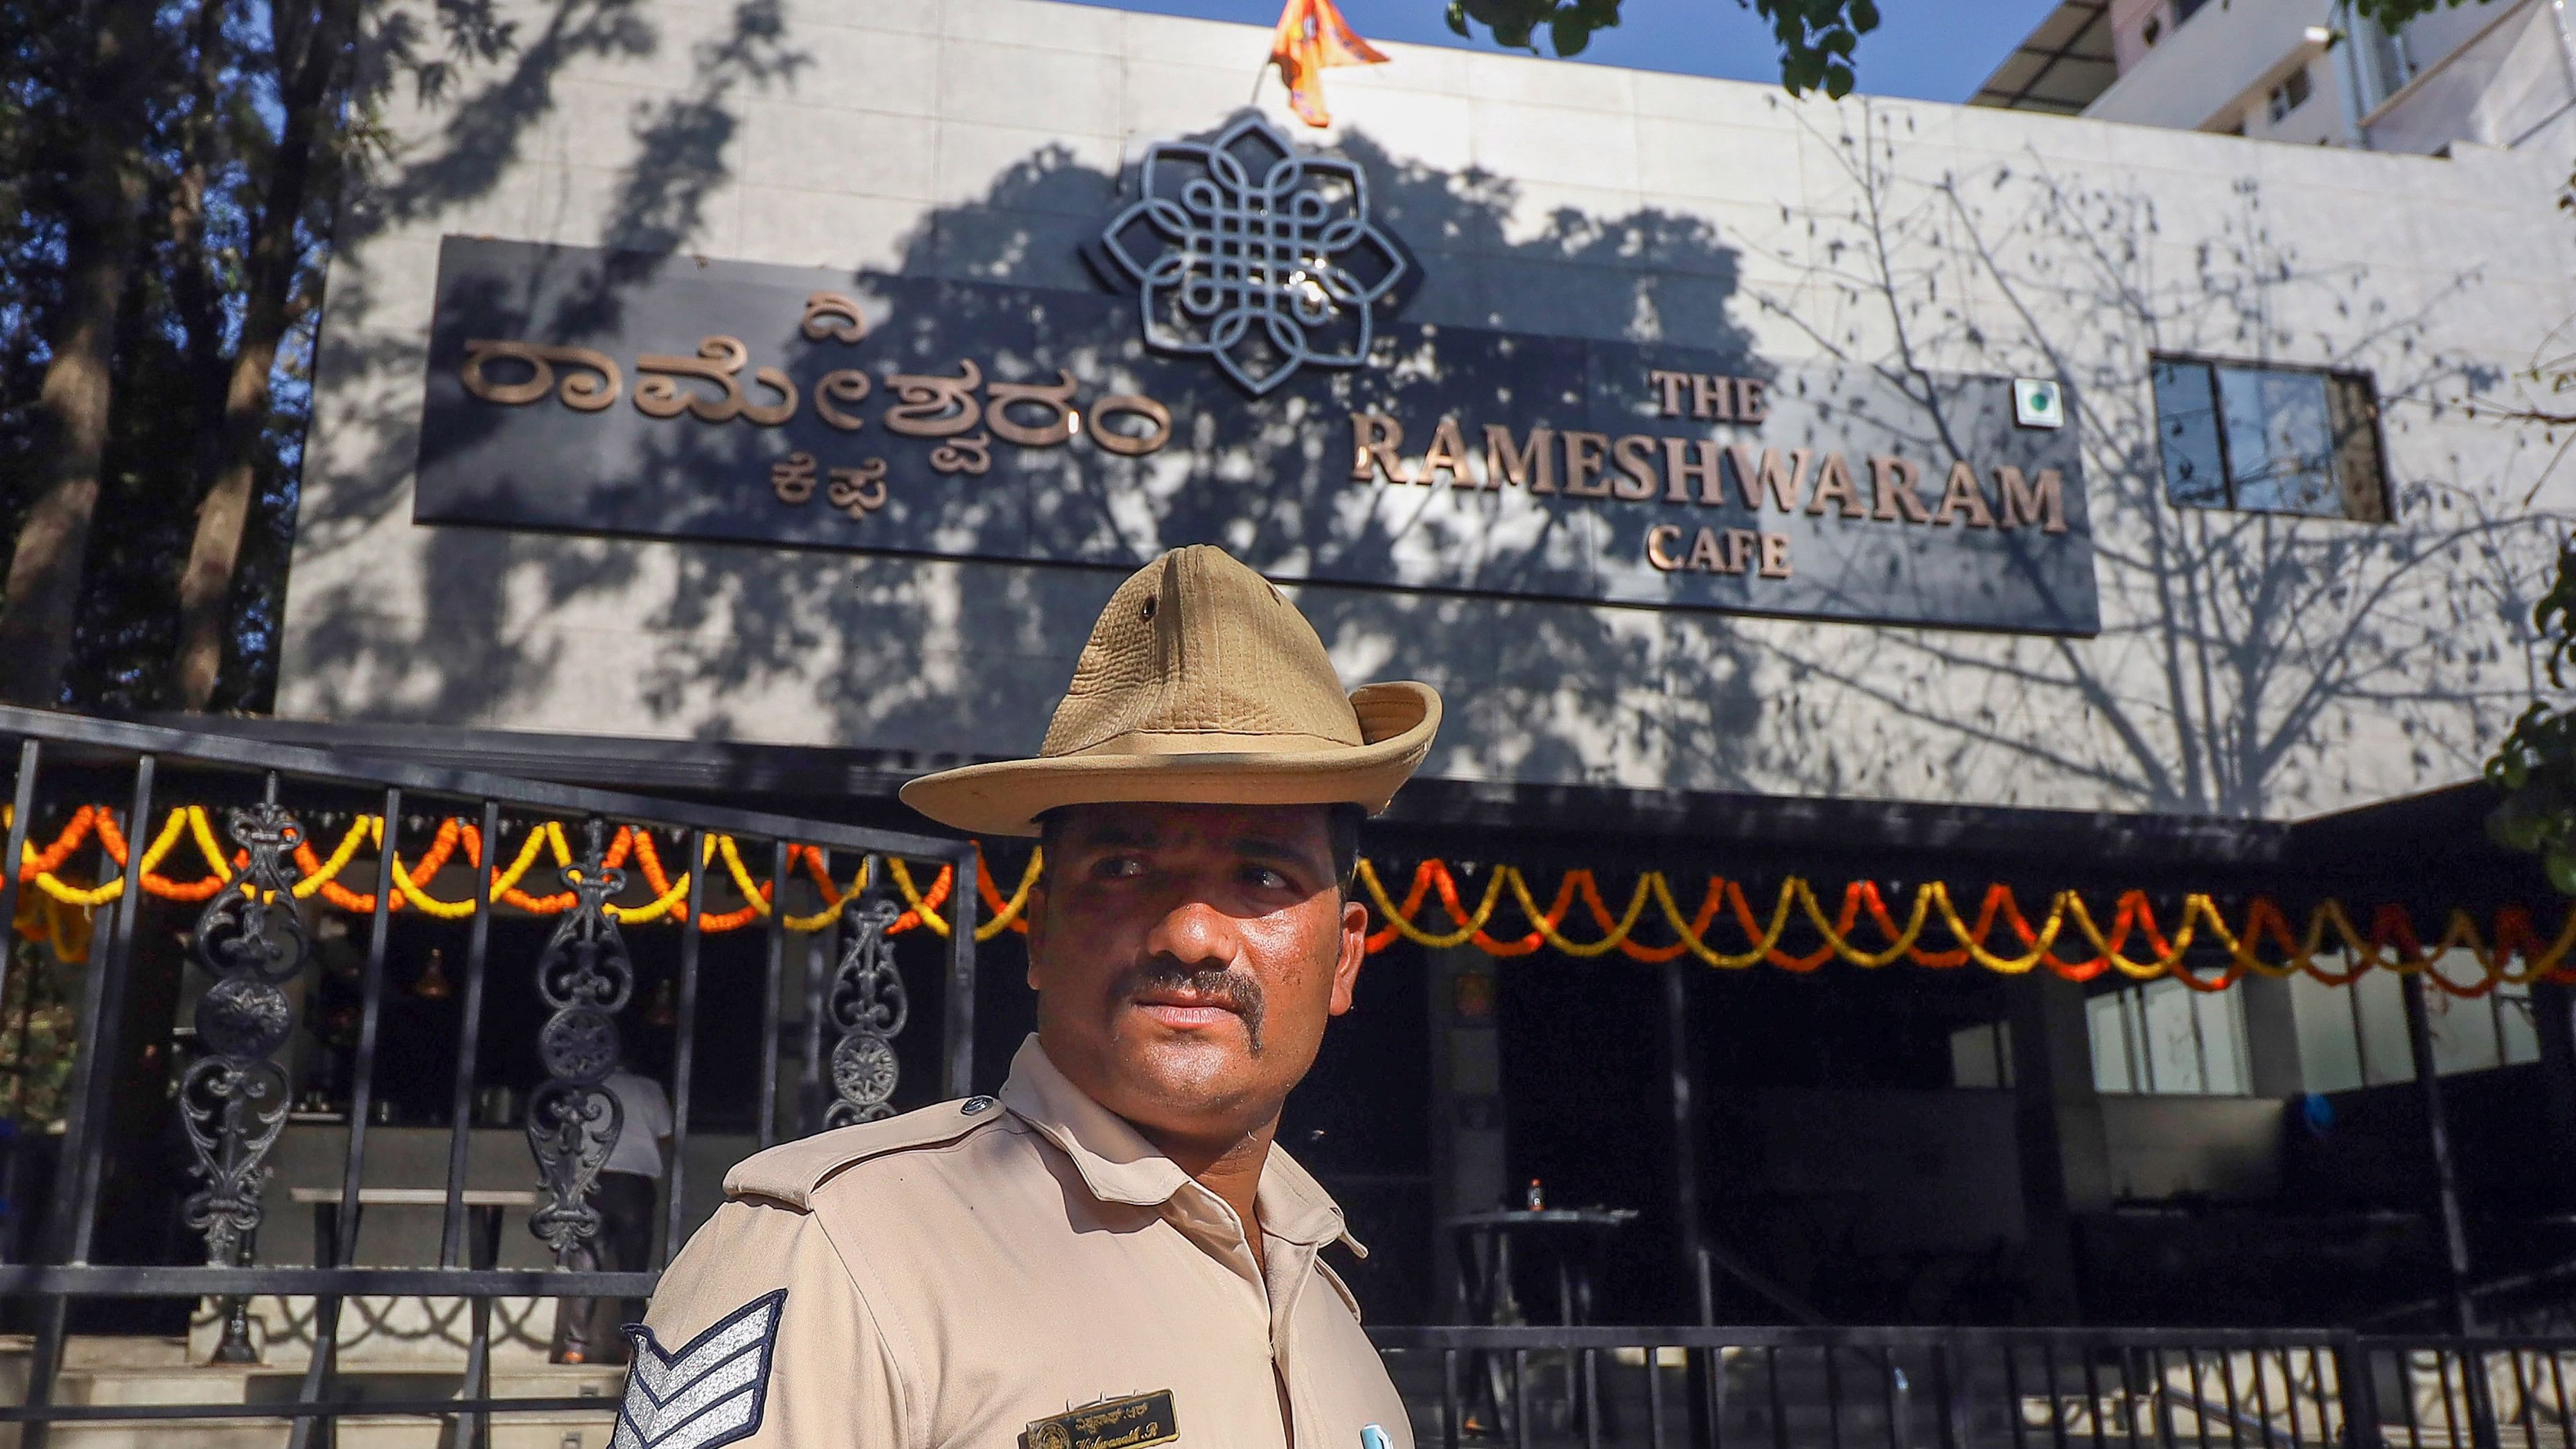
[612,1289,787,1449]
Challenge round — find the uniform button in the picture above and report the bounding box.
[961,1095,997,1116]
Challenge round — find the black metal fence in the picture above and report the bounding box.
[2,704,2573,1449]
[0,704,978,1446]
[1369,1326,2576,1449]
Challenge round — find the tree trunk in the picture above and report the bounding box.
[0,0,159,707]
[170,0,360,712]
[167,0,235,427]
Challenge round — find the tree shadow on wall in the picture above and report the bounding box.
[1705,98,2561,823]
[291,0,807,730]
[644,123,1777,791]
[291,82,1783,795]
[282,21,2563,827]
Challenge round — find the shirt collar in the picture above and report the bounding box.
[998,1035,1364,1254]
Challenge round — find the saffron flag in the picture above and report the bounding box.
[1270,0,1387,128]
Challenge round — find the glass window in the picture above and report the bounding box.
[1949,1021,2014,1089]
[2151,357,2390,521]
[2088,981,2252,1096]
[2289,970,2365,1094]
[2285,955,2543,1093]
[2218,366,2338,514]
[2266,66,2313,123]
[2150,360,2229,508]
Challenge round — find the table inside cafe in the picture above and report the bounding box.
[1443,1197,1641,1438]
[1447,1204,1641,1329]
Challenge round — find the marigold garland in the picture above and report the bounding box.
[1354,859,2576,994]
[11,888,91,964]
[3,803,2568,994]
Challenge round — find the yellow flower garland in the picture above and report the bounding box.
[7,801,2569,992]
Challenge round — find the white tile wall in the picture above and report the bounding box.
[933,118,1121,213]
[936,35,1120,133]
[783,23,944,116]
[1468,96,1643,189]
[734,186,925,270]
[942,0,1123,55]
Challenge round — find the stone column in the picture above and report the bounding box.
[2532,982,2576,1210]
[1663,959,1706,1306]
[2401,974,2478,1333]
[1428,944,1506,1321]
[2006,974,2112,1324]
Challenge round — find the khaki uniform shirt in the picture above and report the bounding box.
[625,1037,1412,1449]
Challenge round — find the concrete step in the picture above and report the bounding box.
[186,1294,566,1371]
[0,1335,193,1369]
[29,1410,623,1449]
[27,1424,292,1449]
[5,1363,626,1449]
[51,1365,279,1406]
[46,1361,624,1407]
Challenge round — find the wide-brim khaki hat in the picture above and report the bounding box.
[901,546,1440,837]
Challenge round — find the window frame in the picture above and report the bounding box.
[2148,353,2394,523]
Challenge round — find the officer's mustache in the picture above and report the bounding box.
[1113,958,1268,1055]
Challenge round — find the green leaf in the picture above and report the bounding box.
[2545,845,2576,897]
[2348,0,2489,29]
[2488,534,2576,895]
[1441,0,1879,94]
[2489,792,2545,849]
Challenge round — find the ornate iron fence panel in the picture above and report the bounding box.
[177,789,312,1272]
[824,897,906,1128]
[527,819,635,1262]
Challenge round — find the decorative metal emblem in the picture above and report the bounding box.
[822,896,907,1128]
[1097,113,1408,396]
[178,786,310,1270]
[527,818,630,1261]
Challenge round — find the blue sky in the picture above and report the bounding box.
[1061,0,2065,103]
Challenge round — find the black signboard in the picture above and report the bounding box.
[414,236,2099,635]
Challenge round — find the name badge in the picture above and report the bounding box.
[1022,1391,1179,1449]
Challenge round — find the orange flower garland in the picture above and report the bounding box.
[4,803,2568,994]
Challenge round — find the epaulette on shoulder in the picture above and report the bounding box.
[722,1095,1008,1210]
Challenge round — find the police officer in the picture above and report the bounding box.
[623,545,1440,1449]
